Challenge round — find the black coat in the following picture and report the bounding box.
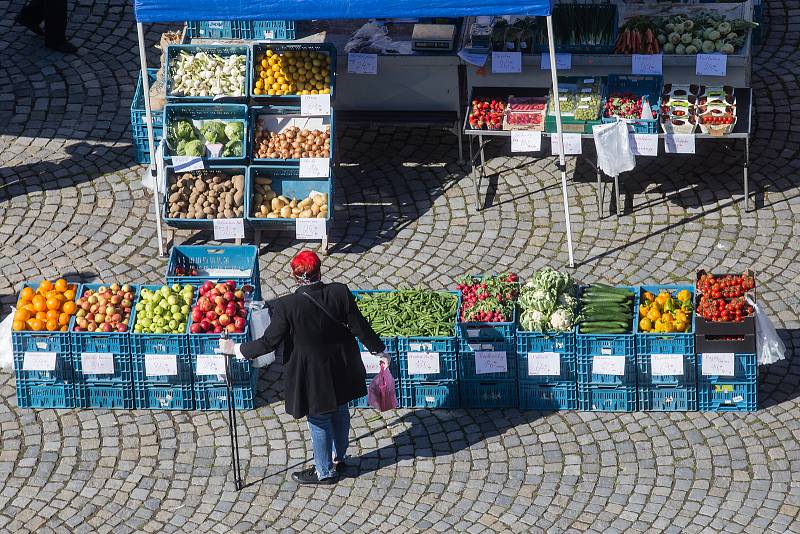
[239,282,385,418]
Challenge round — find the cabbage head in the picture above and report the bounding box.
[224,121,244,143]
[182,139,205,157]
[200,121,227,144]
[173,120,196,141]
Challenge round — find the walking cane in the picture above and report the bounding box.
[221,330,244,491]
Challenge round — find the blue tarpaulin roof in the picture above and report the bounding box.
[134,0,552,23]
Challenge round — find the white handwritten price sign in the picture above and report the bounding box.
[629,133,658,156]
[551,133,583,155]
[295,218,327,240]
[702,353,735,376]
[592,355,626,376]
[491,52,522,73]
[540,52,572,70]
[474,351,508,375]
[347,53,378,74]
[696,53,727,76]
[23,351,56,371]
[664,133,696,154]
[409,342,433,352]
[145,354,178,377]
[301,94,331,116]
[81,352,115,375]
[527,352,561,376]
[632,54,663,75]
[407,352,440,375]
[196,354,227,376]
[213,218,245,240]
[299,158,330,178]
[511,130,542,153]
[361,352,381,374]
[651,354,684,376]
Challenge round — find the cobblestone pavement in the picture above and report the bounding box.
[1,0,800,532]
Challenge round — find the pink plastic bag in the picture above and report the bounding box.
[367,363,398,411]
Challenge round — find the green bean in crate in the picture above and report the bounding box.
[354,289,459,337]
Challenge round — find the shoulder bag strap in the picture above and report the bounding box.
[301,292,350,331]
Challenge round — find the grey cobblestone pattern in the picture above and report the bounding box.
[1,0,800,531]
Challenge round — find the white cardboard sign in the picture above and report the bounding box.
[300,94,331,116]
[81,352,115,375]
[145,354,178,377]
[213,218,245,240]
[702,353,735,376]
[196,353,227,376]
[171,156,205,172]
[540,52,572,70]
[592,355,626,376]
[629,133,658,156]
[550,133,583,155]
[696,54,728,76]
[406,352,440,375]
[23,351,56,371]
[347,53,378,74]
[651,353,684,376]
[295,218,327,240]
[299,158,330,178]
[474,351,508,375]
[491,52,522,73]
[632,54,663,75]
[664,133,696,154]
[361,351,381,374]
[511,130,542,153]
[527,352,561,376]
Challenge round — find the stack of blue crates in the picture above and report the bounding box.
[71,284,137,409]
[349,337,400,408]
[576,286,639,412]
[696,317,757,412]
[516,330,577,410]
[166,245,261,300]
[190,326,256,410]
[458,334,518,409]
[12,283,77,409]
[185,20,296,40]
[130,69,163,164]
[636,285,697,411]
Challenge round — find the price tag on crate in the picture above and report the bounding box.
[207,21,224,30]
[475,351,508,375]
[296,218,327,240]
[348,53,378,75]
[196,354,227,376]
[491,52,522,73]
[466,328,482,339]
[696,53,727,76]
[592,355,626,376]
[299,158,330,178]
[407,352,440,375]
[540,52,572,71]
[651,353,684,376]
[301,94,331,116]
[145,354,178,377]
[551,133,582,155]
[664,133,696,154]
[511,130,542,153]
[360,351,381,374]
[632,54,663,75]
[629,133,658,157]
[527,352,560,376]
[81,352,115,375]
[409,342,433,352]
[702,352,735,376]
[213,218,245,240]
[23,351,56,371]
[171,156,205,172]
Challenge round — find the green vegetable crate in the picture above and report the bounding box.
[165,44,251,103]
[162,103,249,164]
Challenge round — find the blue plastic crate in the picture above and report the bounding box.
[165,245,260,300]
[15,380,76,409]
[189,314,253,385]
[698,380,757,412]
[131,69,164,164]
[516,331,576,383]
[250,106,335,164]
[251,43,337,101]
[456,274,518,342]
[459,339,517,381]
[460,380,518,409]
[194,379,256,410]
[185,20,248,39]
[75,382,135,409]
[397,340,458,382]
[349,378,402,409]
[134,383,194,410]
[577,351,636,386]
[162,103,249,163]
[519,381,577,411]
[246,165,332,226]
[400,381,459,409]
[248,21,297,40]
[578,384,637,412]
[13,349,73,383]
[162,166,248,230]
[603,75,663,134]
[69,283,137,383]
[165,45,250,103]
[357,342,399,380]
[638,385,697,412]
[637,352,696,387]
[697,352,757,383]
[636,285,695,355]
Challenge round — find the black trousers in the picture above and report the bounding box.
[19,0,67,45]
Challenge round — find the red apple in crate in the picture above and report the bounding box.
[234,316,246,331]
[219,314,232,327]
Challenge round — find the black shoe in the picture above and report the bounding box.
[45,41,78,54]
[291,467,337,485]
[334,461,347,473]
[15,15,44,36]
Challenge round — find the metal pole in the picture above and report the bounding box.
[546,15,575,268]
[137,22,165,257]
[221,332,243,491]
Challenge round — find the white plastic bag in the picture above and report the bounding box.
[592,120,636,177]
[248,303,276,368]
[0,309,14,371]
[746,295,786,365]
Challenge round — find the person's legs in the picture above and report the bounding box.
[44,0,68,47]
[16,0,45,36]
[331,404,351,464]
[306,412,336,480]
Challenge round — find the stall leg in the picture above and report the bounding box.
[596,164,604,216]
[254,229,262,247]
[457,125,464,163]
[476,134,488,211]
[321,235,330,256]
[744,136,751,212]
[614,174,622,216]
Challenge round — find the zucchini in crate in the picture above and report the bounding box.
[578,285,636,334]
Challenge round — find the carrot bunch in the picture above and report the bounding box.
[614,17,662,54]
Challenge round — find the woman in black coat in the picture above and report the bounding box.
[220,250,389,485]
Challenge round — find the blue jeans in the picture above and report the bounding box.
[307,404,350,479]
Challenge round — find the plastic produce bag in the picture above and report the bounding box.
[592,120,636,177]
[746,295,786,365]
[367,363,398,411]
[248,303,276,368]
[0,309,13,371]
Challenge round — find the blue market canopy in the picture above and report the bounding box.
[134,0,553,23]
